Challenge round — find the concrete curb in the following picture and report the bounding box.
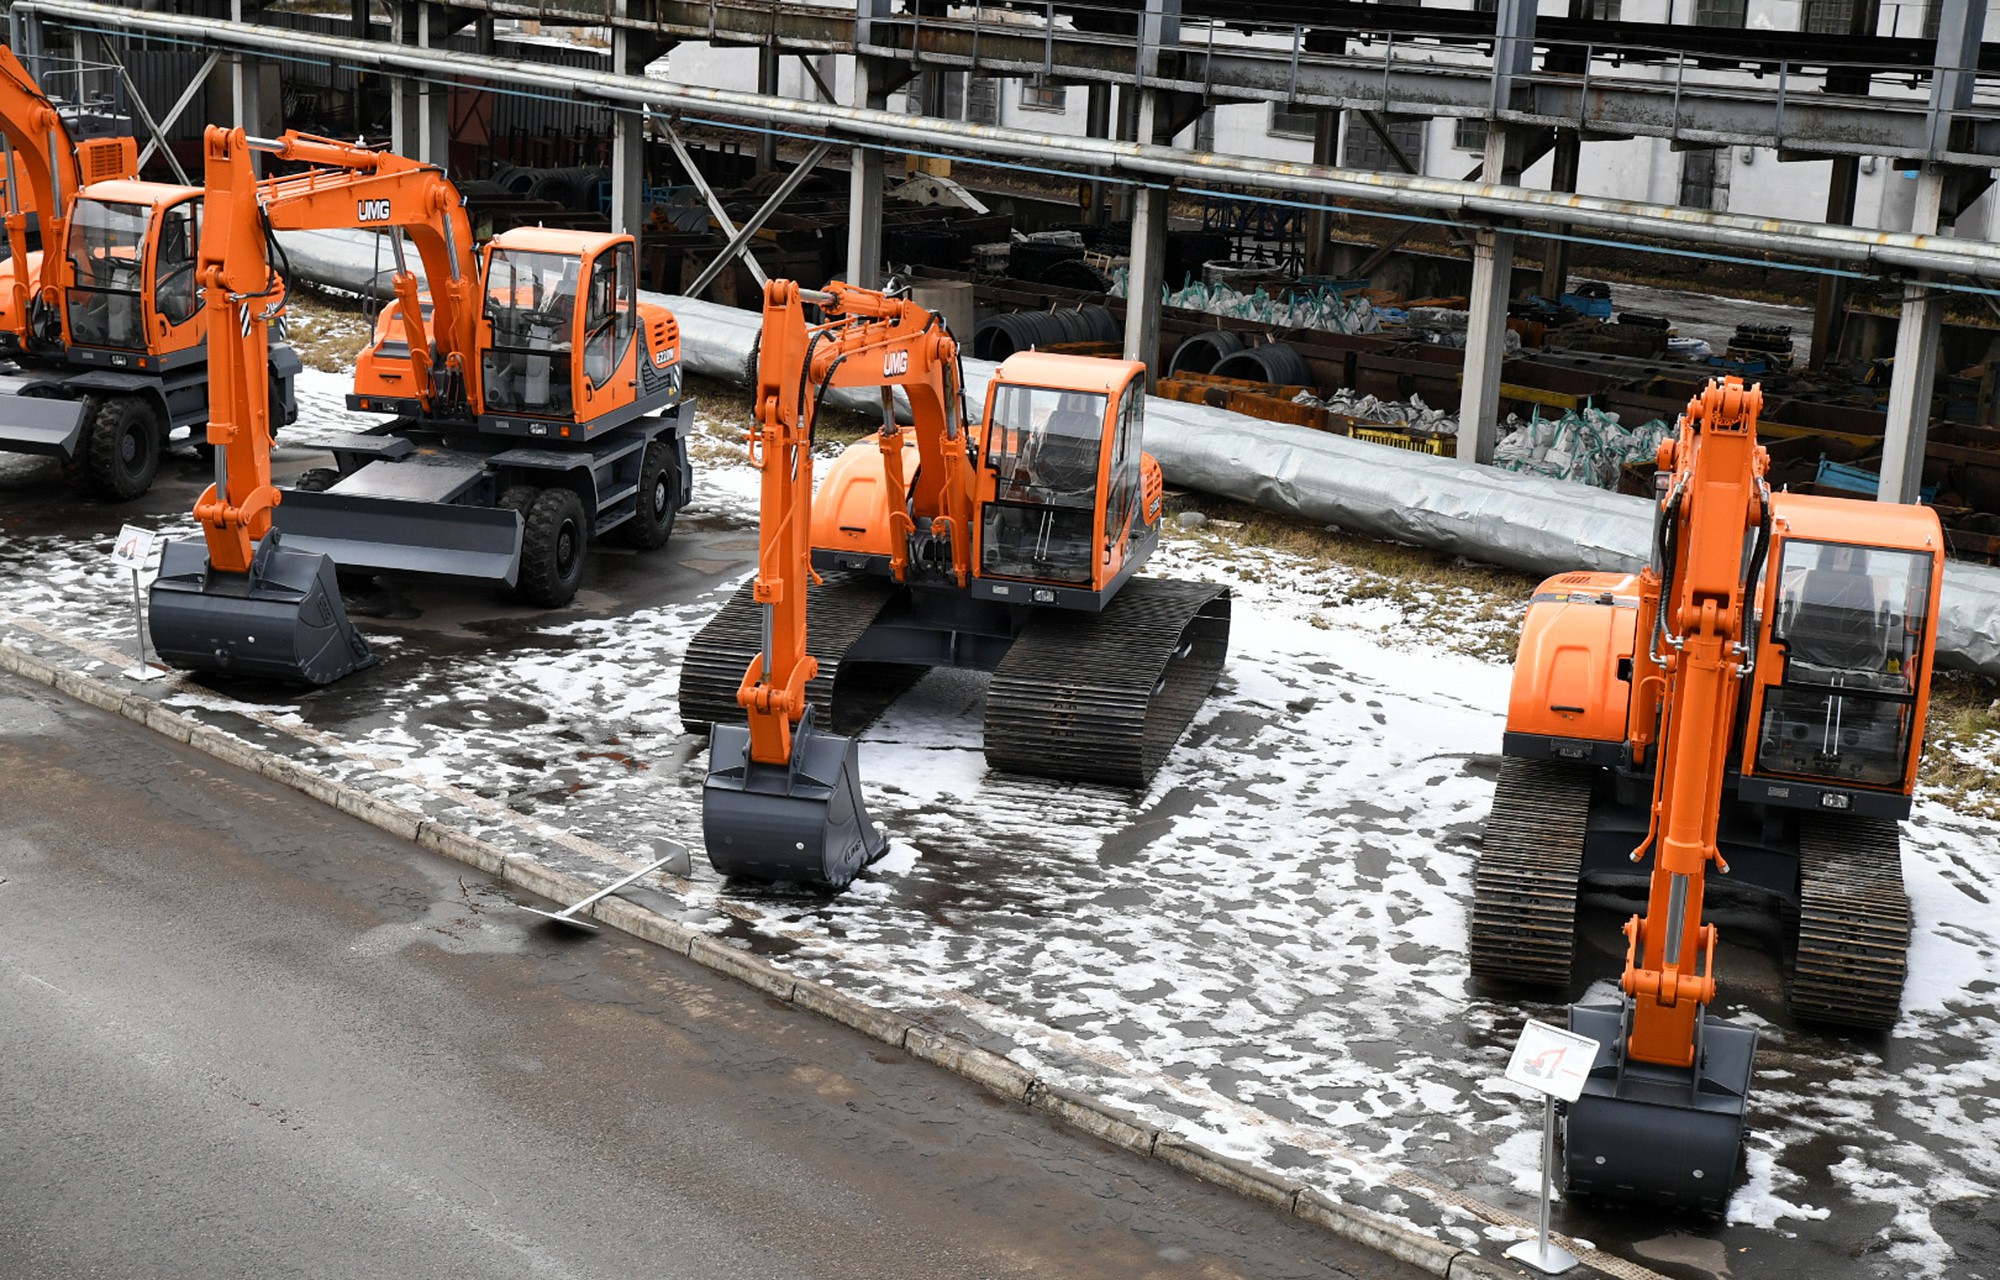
[0,639,1543,1279]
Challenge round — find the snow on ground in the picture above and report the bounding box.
[2,365,1998,1275]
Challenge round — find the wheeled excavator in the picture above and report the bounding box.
[150,127,690,681]
[689,279,1231,889]
[1470,376,1945,1212]
[0,47,298,499]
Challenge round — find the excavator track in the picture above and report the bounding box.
[1787,814,1909,1031]
[1470,757,1591,987]
[982,577,1230,788]
[678,570,908,733]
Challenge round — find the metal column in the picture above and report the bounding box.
[1538,131,1580,300]
[1809,156,1860,369]
[1305,110,1339,278]
[845,58,889,288]
[229,0,265,143]
[608,0,650,237]
[391,2,447,165]
[1879,168,1947,505]
[756,46,780,173]
[1084,84,1111,226]
[1458,128,1519,466]
[1123,93,1167,378]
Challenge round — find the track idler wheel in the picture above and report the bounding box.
[1561,1002,1755,1215]
[701,706,887,891]
[148,532,375,685]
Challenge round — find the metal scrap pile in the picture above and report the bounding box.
[1494,405,1672,489]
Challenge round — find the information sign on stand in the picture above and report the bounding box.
[1501,1019,1601,1275]
[110,525,163,682]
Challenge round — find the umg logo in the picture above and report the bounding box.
[883,350,910,376]
[357,198,392,223]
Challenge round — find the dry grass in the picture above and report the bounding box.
[283,292,380,373]
[1164,491,1537,662]
[1920,668,2000,817]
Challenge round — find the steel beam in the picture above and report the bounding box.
[685,141,832,299]
[1538,130,1580,299]
[846,54,890,289]
[660,121,768,291]
[1123,91,1168,383]
[29,0,2000,284]
[135,51,218,172]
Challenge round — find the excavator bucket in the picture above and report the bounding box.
[148,532,375,685]
[0,379,88,459]
[701,707,887,890]
[1562,1003,1756,1214]
[272,489,524,585]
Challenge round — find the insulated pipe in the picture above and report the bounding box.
[28,0,2000,283]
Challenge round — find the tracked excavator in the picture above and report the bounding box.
[689,279,1230,888]
[1470,376,1944,1212]
[0,47,298,498]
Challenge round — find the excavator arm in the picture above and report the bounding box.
[1620,376,1771,1066]
[192,128,477,577]
[0,45,81,334]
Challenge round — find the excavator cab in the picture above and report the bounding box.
[59,184,205,366]
[476,228,639,436]
[974,353,1153,597]
[1746,505,1943,795]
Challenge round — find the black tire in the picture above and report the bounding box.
[514,486,588,608]
[605,438,678,550]
[294,467,342,493]
[83,394,162,501]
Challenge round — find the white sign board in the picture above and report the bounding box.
[110,525,157,572]
[1504,1020,1601,1104]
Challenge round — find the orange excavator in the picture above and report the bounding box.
[149,126,691,683]
[691,279,1230,888]
[1472,376,1944,1211]
[0,47,298,499]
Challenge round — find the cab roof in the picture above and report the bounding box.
[76,179,201,207]
[991,350,1143,394]
[489,226,627,256]
[1771,490,1943,555]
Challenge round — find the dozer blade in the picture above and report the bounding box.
[0,381,87,459]
[149,533,375,686]
[271,489,524,586]
[701,707,887,891]
[1562,1003,1756,1215]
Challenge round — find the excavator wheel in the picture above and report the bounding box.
[82,394,162,501]
[512,485,589,608]
[605,437,678,550]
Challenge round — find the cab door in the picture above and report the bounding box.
[147,197,203,360]
[1097,376,1142,589]
[577,241,637,424]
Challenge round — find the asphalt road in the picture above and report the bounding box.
[0,672,1432,1280]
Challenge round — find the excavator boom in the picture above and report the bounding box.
[702,279,886,888]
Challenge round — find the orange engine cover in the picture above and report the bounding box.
[1506,571,1641,744]
[810,431,919,559]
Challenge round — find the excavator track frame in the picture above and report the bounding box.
[1470,757,1591,987]
[984,577,1230,788]
[1788,814,1910,1031]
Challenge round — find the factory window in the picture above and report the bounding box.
[1020,77,1066,113]
[1571,0,1622,17]
[1269,103,1317,138]
[1679,147,1718,210]
[1194,108,1216,152]
[1923,0,1943,39]
[1344,115,1426,173]
[1692,0,1746,27]
[1803,0,1856,33]
[966,75,999,125]
[1454,118,1489,152]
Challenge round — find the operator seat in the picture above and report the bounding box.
[1787,567,1888,672]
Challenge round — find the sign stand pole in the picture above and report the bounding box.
[113,525,164,682]
[1507,1095,1580,1274]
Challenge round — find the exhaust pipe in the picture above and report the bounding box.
[701,706,886,890]
[148,531,375,685]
